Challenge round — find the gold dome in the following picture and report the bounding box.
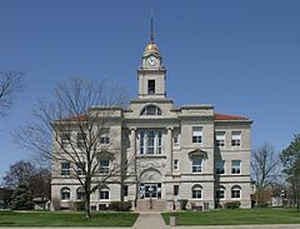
[145,42,159,52]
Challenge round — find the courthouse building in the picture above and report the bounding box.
[51,24,253,211]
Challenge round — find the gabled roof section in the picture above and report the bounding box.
[214,113,249,121]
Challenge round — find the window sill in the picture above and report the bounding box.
[137,155,167,159]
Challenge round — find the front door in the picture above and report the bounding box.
[140,183,161,199]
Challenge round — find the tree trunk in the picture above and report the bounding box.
[85,193,91,218]
[85,179,91,219]
[120,182,124,202]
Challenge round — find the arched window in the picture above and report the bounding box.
[192,185,203,199]
[61,187,71,200]
[99,186,110,200]
[216,186,226,200]
[141,105,162,116]
[231,185,241,199]
[76,187,85,200]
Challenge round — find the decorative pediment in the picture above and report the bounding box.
[140,168,162,182]
[188,148,208,160]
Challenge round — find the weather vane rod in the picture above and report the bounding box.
[150,10,154,43]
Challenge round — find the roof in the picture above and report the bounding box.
[214,113,249,121]
[62,115,86,121]
[59,112,249,122]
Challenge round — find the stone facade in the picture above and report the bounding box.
[51,35,253,211]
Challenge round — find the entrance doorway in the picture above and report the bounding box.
[140,183,161,199]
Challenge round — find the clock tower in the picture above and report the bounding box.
[137,17,167,99]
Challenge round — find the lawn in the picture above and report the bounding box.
[162,208,300,226]
[0,211,139,227]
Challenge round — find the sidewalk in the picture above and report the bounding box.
[133,212,168,229]
[173,225,300,229]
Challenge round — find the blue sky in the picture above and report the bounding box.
[0,0,300,176]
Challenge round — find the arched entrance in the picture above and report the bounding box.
[139,168,162,199]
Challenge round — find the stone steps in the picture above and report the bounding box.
[136,199,166,212]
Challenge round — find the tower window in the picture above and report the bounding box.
[148,80,155,94]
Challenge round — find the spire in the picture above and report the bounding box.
[144,10,160,57]
[150,10,154,43]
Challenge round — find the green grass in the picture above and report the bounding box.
[162,208,300,226]
[0,211,139,227]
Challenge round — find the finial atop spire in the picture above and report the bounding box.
[150,9,154,43]
[144,10,160,56]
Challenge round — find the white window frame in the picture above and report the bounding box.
[100,136,110,144]
[231,131,241,146]
[76,187,85,200]
[139,129,163,155]
[231,160,241,175]
[192,127,203,144]
[231,186,241,200]
[75,162,85,176]
[99,189,110,200]
[173,159,179,171]
[61,187,71,201]
[192,159,202,173]
[216,186,226,200]
[60,132,71,146]
[99,160,110,174]
[216,160,225,175]
[61,162,70,176]
[192,186,203,200]
[215,131,225,147]
[173,185,179,196]
[141,105,162,116]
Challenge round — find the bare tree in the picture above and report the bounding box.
[2,160,36,188]
[14,78,129,218]
[251,143,281,207]
[0,71,24,116]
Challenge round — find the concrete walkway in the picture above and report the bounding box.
[133,212,168,229]
[173,225,300,229]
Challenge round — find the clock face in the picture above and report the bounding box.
[147,56,158,66]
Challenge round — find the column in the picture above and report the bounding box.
[166,127,173,175]
[128,128,137,206]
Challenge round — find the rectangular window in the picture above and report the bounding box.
[99,190,109,200]
[174,185,179,196]
[148,80,155,94]
[77,133,86,147]
[215,131,225,146]
[192,159,202,173]
[192,189,202,199]
[231,188,241,199]
[216,189,225,200]
[147,130,155,154]
[173,159,179,171]
[232,160,241,174]
[60,132,71,146]
[216,160,225,174]
[123,185,128,197]
[99,160,110,174]
[76,162,85,175]
[100,136,110,144]
[232,131,241,146]
[192,127,202,143]
[139,129,163,155]
[61,162,70,176]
